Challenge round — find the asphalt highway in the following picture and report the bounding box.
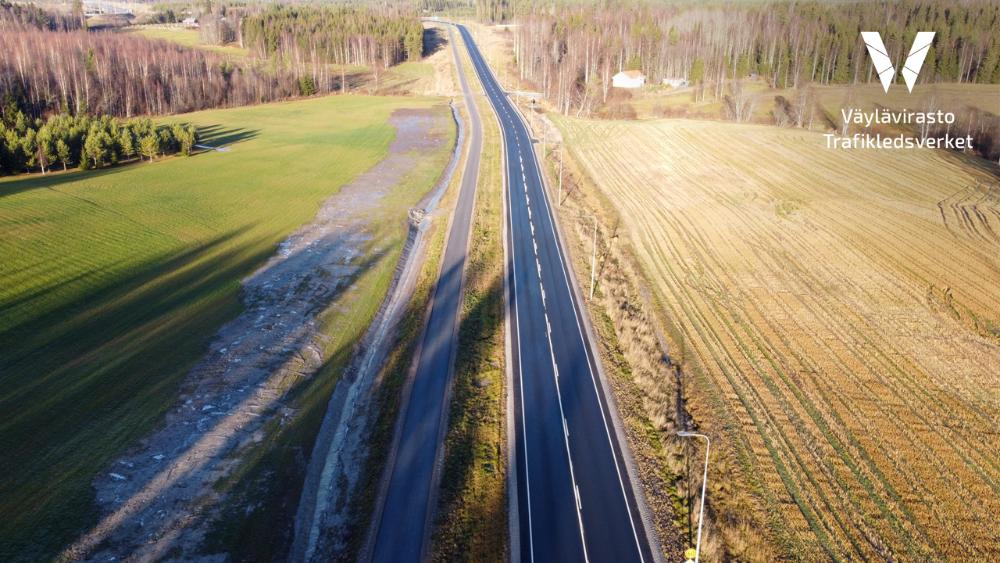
[369,24,483,563]
[456,24,656,563]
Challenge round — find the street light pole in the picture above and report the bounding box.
[678,431,710,563]
[589,215,597,300]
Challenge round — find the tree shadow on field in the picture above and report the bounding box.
[423,27,447,58]
[938,148,1000,183]
[0,163,134,199]
[0,226,268,562]
[195,125,261,149]
[430,272,507,560]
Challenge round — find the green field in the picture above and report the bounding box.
[124,25,250,57]
[0,94,451,561]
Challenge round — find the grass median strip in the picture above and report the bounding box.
[430,29,508,563]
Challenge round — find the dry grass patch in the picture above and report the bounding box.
[556,116,1000,560]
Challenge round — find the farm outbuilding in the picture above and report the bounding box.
[612,70,646,89]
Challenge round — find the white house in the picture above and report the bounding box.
[181,17,199,28]
[612,70,646,89]
[662,77,689,88]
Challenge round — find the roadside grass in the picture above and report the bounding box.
[430,30,508,563]
[0,94,447,562]
[554,115,1000,560]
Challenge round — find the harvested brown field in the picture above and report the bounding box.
[555,116,1000,560]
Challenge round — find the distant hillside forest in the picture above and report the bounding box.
[0,2,423,118]
[241,5,423,68]
[507,0,1000,113]
[0,0,82,31]
[0,28,304,117]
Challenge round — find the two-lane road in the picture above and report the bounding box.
[367,23,658,563]
[456,25,657,563]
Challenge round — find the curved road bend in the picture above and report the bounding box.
[368,25,483,563]
[456,24,658,563]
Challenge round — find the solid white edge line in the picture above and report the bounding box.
[523,118,646,561]
[462,26,590,563]
[459,24,532,562]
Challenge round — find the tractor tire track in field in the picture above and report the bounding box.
[61,108,453,562]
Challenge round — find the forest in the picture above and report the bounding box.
[0,0,81,31]
[0,110,197,175]
[0,2,424,120]
[509,0,1000,113]
[0,27,311,117]
[240,5,424,67]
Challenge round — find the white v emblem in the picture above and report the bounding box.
[861,32,936,93]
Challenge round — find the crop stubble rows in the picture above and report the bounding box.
[557,117,1000,559]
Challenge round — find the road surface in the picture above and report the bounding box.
[456,24,657,563]
[368,25,482,562]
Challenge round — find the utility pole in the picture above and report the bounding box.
[541,123,546,158]
[558,147,564,207]
[686,438,693,546]
[589,214,597,300]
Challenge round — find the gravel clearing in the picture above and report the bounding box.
[62,108,453,562]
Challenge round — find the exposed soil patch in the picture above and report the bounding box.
[63,108,452,562]
[292,102,463,562]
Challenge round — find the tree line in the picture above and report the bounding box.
[240,4,423,89]
[240,4,423,67]
[510,0,1000,114]
[1,2,427,119]
[0,0,82,31]
[0,26,305,118]
[476,0,511,24]
[0,109,197,176]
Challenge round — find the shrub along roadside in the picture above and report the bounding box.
[0,110,197,175]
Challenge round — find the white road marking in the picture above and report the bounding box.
[462,29,606,562]
[503,99,536,563]
[524,115,646,561]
